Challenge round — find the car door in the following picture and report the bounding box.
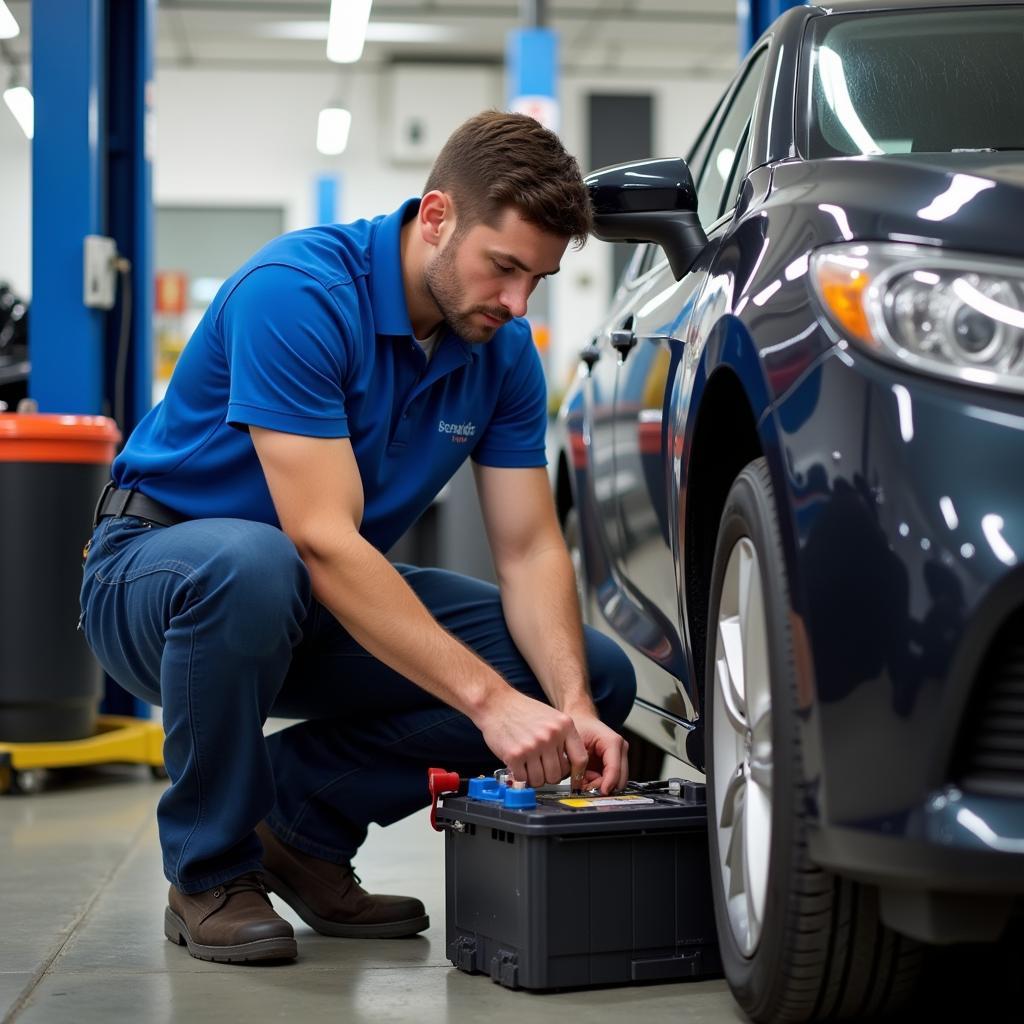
[608,47,771,716]
[583,245,650,585]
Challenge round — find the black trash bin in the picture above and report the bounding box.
[0,414,120,741]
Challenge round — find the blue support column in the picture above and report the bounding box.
[315,173,341,225]
[33,1,154,717]
[506,19,559,379]
[30,0,107,413]
[102,0,155,718]
[738,0,805,55]
[506,27,559,132]
[105,0,155,434]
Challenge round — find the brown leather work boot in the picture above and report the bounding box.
[164,872,297,963]
[256,821,429,938]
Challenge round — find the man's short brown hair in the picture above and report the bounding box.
[423,110,592,248]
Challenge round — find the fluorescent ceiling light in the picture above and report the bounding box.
[257,20,457,44]
[3,86,33,139]
[317,107,352,155]
[328,0,373,63]
[0,2,20,40]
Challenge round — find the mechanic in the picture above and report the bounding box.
[79,111,636,965]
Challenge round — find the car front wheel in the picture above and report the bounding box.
[705,457,922,1022]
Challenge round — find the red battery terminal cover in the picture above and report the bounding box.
[427,768,463,831]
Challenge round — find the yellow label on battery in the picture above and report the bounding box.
[558,795,656,808]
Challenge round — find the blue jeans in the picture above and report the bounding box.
[79,514,636,894]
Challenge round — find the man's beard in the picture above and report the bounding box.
[423,234,511,344]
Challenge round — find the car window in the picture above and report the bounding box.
[635,243,664,279]
[696,48,768,229]
[686,91,727,185]
[721,119,754,219]
[805,8,1024,157]
[616,242,647,290]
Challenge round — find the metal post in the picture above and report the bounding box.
[521,0,548,28]
[105,0,155,435]
[30,0,107,413]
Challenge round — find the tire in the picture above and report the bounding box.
[705,458,923,1022]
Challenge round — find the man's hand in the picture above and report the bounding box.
[474,690,630,795]
[566,708,630,795]
[475,689,590,789]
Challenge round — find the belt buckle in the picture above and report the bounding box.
[92,481,116,529]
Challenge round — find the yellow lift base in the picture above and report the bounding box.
[0,714,166,794]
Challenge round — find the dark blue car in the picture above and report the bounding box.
[555,0,1024,1018]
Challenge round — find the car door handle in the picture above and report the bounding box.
[639,334,674,346]
[610,329,637,361]
[579,343,601,373]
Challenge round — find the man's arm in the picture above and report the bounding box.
[474,463,629,793]
[249,427,589,787]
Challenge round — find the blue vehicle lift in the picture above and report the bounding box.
[31,0,154,430]
[31,0,155,716]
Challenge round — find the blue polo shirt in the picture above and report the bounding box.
[112,199,547,553]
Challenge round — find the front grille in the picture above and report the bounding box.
[955,609,1024,798]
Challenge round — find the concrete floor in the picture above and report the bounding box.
[1,764,746,1024]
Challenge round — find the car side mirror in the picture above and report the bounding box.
[585,157,709,280]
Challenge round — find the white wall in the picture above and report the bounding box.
[0,125,32,299]
[154,66,475,231]
[0,60,732,365]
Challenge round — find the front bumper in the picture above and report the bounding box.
[773,342,1024,932]
[808,786,1023,943]
[808,787,1024,892]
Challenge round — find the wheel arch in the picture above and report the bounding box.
[677,310,800,724]
[683,365,764,719]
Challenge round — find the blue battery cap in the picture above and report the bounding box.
[503,785,537,809]
[468,777,502,802]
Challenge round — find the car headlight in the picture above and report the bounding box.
[810,243,1024,393]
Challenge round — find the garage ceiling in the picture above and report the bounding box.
[1,0,741,80]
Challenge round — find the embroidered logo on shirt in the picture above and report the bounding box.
[438,419,476,444]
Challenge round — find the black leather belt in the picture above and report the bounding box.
[93,482,186,529]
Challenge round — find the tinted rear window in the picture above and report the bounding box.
[805,7,1024,157]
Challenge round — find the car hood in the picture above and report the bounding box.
[769,152,1024,258]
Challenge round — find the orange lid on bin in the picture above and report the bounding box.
[0,415,121,464]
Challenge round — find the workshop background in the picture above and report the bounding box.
[1,2,780,1022]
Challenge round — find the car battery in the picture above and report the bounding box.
[429,770,721,991]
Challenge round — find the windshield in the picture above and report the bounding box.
[805,7,1024,158]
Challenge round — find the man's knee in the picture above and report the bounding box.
[193,522,311,651]
[584,629,636,730]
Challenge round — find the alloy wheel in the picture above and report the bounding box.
[711,536,774,957]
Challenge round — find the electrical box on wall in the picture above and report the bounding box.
[83,235,119,310]
[387,64,501,165]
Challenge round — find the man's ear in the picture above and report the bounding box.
[419,190,454,248]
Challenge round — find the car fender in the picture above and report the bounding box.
[669,309,823,787]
